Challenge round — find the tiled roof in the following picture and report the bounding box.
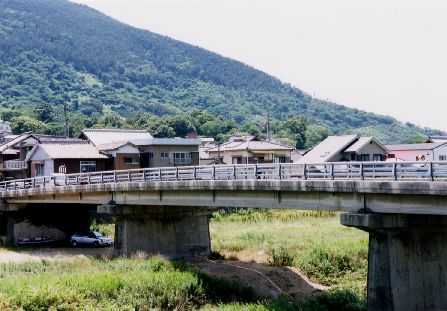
[2,148,19,155]
[81,129,153,146]
[96,142,130,151]
[131,138,202,146]
[344,137,388,153]
[0,132,32,153]
[207,139,294,152]
[39,142,108,159]
[386,142,446,151]
[298,135,358,163]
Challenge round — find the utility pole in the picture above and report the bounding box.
[64,102,70,138]
[266,113,271,141]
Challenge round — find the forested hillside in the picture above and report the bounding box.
[0,0,443,144]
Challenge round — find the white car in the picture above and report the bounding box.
[70,231,113,247]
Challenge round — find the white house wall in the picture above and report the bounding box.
[434,145,447,161]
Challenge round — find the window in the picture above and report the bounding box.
[357,154,370,161]
[232,157,242,164]
[274,156,286,163]
[161,152,169,158]
[440,155,447,161]
[35,163,44,176]
[80,161,96,173]
[169,152,192,165]
[124,157,139,165]
[373,154,385,161]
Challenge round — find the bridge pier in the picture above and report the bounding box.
[342,213,447,311]
[0,212,16,246]
[99,205,211,258]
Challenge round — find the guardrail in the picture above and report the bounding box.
[1,161,447,192]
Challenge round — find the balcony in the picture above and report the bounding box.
[2,160,27,170]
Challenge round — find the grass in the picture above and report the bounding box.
[0,209,368,310]
[0,256,258,310]
[0,256,365,311]
[210,209,368,296]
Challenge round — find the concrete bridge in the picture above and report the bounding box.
[1,161,447,311]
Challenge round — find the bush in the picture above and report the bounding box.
[269,247,295,266]
[298,246,363,286]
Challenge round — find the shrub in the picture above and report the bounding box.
[298,246,364,286]
[269,247,295,266]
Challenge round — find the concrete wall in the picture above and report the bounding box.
[14,221,66,244]
[112,206,211,257]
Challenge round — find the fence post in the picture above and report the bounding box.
[254,164,258,179]
[429,162,434,181]
[212,166,216,180]
[113,171,117,183]
[142,170,146,182]
[303,164,307,180]
[101,173,104,184]
[278,164,282,180]
[233,166,237,180]
[330,163,334,180]
[159,168,162,181]
[128,171,132,182]
[176,167,179,180]
[393,162,397,181]
[360,163,364,180]
[193,167,197,180]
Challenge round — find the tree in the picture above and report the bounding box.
[286,116,307,149]
[164,115,195,137]
[153,124,175,138]
[305,124,332,148]
[10,116,48,134]
[34,103,55,122]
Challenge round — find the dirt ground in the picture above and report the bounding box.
[0,247,114,263]
[186,257,327,299]
[0,247,326,299]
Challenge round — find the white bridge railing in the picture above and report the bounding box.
[1,161,447,192]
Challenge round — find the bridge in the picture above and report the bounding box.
[1,161,447,311]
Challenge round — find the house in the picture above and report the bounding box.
[298,135,388,163]
[96,142,141,171]
[0,133,80,179]
[28,141,109,176]
[385,142,447,161]
[426,136,447,143]
[131,138,202,167]
[80,129,201,168]
[206,137,294,164]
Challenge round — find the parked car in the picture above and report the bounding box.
[70,231,113,247]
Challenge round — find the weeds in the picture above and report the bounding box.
[269,247,295,266]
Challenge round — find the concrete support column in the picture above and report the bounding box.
[100,205,211,258]
[0,213,15,246]
[341,213,447,311]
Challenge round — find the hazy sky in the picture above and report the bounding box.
[71,0,447,131]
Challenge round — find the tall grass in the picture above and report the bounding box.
[0,257,257,310]
[210,209,368,297]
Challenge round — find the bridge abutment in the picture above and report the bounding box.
[342,213,447,311]
[99,205,211,258]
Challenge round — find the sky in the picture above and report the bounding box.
[71,0,447,131]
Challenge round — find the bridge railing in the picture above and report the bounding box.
[1,161,447,191]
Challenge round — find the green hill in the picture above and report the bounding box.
[0,0,443,143]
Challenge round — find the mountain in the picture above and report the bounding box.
[0,0,443,143]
